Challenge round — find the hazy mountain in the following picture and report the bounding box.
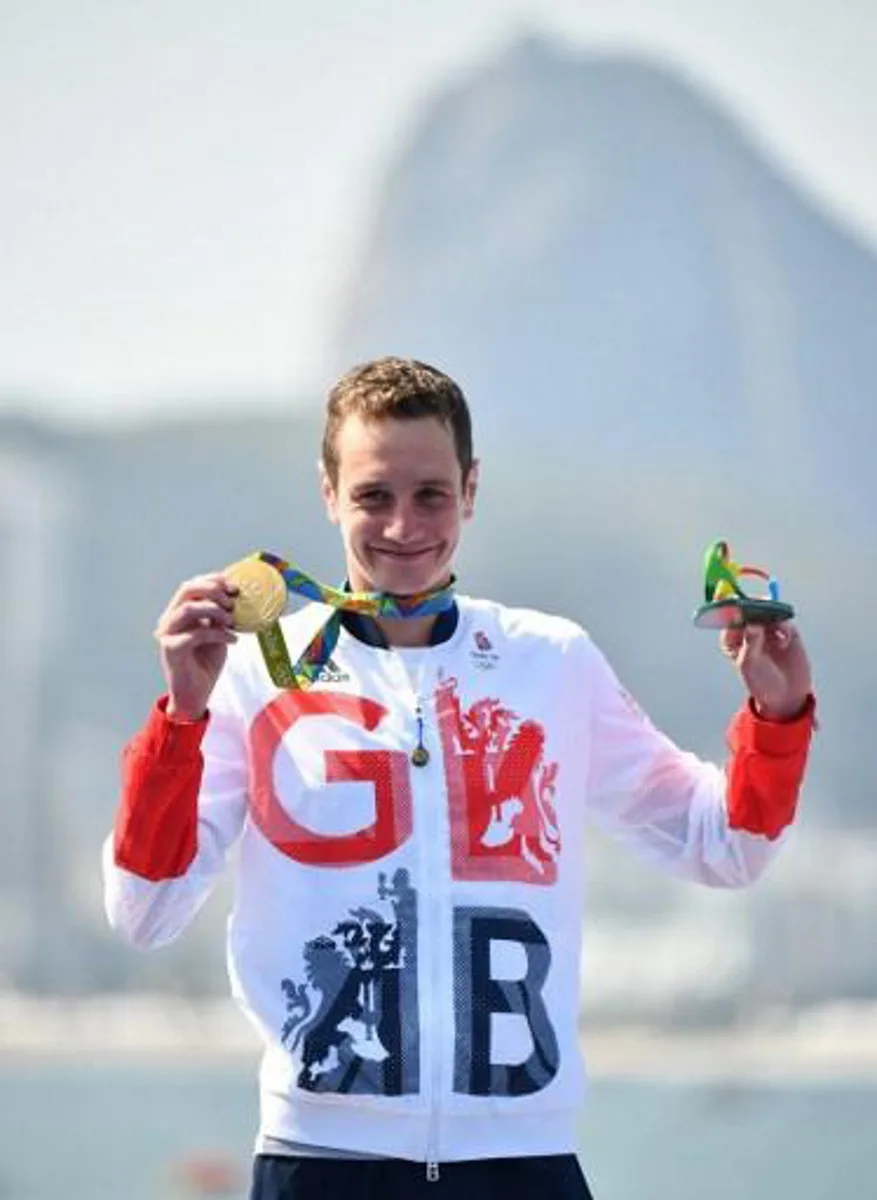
[336,34,875,527]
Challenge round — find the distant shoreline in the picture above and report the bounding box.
[4,993,877,1081]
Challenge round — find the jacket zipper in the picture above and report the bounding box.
[417,661,442,1181]
[425,855,442,1180]
[397,653,443,1181]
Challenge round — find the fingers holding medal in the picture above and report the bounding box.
[154,573,244,720]
[153,561,288,721]
[155,573,240,647]
[155,558,288,648]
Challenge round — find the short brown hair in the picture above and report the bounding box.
[321,356,474,485]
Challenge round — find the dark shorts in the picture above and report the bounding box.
[249,1153,594,1199]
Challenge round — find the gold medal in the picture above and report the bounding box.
[410,746,430,768]
[224,557,288,633]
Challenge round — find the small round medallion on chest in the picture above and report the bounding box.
[410,746,430,768]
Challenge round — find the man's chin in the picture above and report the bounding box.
[365,558,449,598]
[377,577,442,599]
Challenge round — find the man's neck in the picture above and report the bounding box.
[376,613,438,648]
[344,571,455,648]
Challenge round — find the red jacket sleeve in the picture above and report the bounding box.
[113,696,209,881]
[725,695,816,840]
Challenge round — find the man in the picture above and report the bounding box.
[103,357,815,1199]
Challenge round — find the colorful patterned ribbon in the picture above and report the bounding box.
[253,551,456,689]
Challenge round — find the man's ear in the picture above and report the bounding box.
[462,459,479,520]
[319,460,339,524]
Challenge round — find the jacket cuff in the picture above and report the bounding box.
[137,696,209,761]
[733,694,817,755]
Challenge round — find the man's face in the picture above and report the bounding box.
[321,413,478,596]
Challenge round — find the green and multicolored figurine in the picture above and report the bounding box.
[693,539,795,629]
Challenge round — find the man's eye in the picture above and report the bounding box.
[418,489,448,505]
[359,491,390,506]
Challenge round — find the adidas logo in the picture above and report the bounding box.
[317,657,351,684]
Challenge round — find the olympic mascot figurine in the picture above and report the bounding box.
[693,539,795,629]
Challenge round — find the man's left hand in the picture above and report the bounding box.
[720,621,813,721]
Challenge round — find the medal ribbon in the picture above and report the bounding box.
[252,551,456,689]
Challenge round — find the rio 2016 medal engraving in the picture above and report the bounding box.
[224,557,288,633]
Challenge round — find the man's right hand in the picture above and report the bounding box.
[154,573,239,721]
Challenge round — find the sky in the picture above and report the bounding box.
[4,0,877,422]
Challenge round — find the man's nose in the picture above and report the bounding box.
[383,502,419,542]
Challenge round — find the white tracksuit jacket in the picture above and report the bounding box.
[103,596,809,1163]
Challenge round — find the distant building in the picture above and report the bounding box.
[0,449,72,988]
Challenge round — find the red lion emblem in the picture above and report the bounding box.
[436,677,561,883]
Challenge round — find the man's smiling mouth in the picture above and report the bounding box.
[372,546,438,558]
